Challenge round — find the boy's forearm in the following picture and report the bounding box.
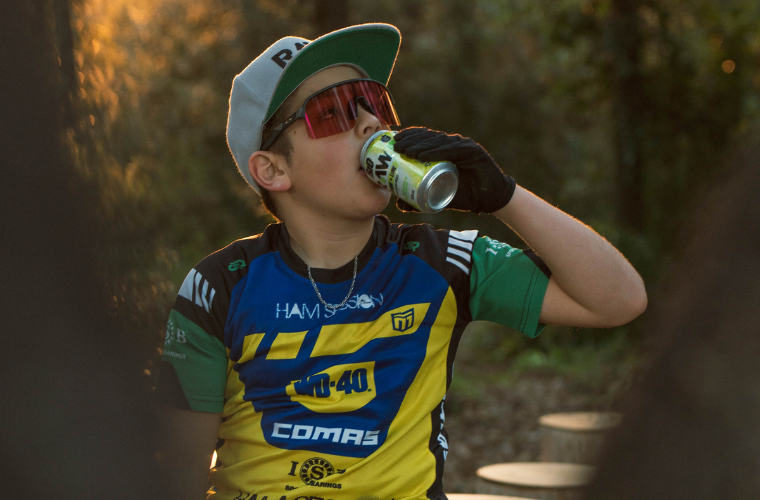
[492,185,647,324]
[157,407,221,500]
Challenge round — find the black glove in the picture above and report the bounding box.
[392,127,516,214]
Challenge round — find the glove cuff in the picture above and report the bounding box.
[477,174,516,214]
[501,174,517,207]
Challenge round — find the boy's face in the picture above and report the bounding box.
[278,65,392,221]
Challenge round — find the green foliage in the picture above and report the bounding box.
[70,0,760,367]
[452,322,639,403]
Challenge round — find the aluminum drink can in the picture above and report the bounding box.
[360,130,459,213]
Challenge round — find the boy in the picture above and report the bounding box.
[156,23,647,500]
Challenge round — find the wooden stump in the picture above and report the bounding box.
[475,462,596,500]
[539,412,622,465]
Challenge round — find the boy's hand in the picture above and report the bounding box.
[392,127,516,214]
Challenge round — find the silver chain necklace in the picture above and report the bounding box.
[307,255,359,310]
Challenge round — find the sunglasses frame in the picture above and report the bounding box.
[260,78,399,151]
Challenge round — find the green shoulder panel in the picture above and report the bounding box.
[469,236,549,338]
[162,309,228,412]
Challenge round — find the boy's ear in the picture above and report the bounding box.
[248,151,291,192]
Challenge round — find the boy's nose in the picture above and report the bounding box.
[354,99,383,137]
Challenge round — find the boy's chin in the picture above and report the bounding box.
[349,194,390,220]
[370,190,392,212]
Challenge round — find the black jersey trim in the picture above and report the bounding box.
[276,217,384,284]
[426,398,447,500]
[524,248,552,278]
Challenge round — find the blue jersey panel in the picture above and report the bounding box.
[225,243,449,459]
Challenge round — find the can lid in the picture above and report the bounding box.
[421,166,459,212]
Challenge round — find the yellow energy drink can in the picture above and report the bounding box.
[361,130,459,213]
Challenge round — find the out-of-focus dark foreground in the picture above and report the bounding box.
[585,132,760,499]
[0,1,160,499]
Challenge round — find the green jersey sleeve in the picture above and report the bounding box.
[469,236,550,338]
[160,309,228,412]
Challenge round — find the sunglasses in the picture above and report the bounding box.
[261,79,400,151]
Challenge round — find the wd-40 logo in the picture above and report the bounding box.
[391,309,415,332]
[286,362,376,413]
[178,268,216,312]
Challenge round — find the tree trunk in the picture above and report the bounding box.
[53,0,77,128]
[609,0,645,232]
[313,0,348,36]
[449,0,479,134]
[539,412,622,465]
[1,1,159,498]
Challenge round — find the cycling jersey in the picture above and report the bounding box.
[156,215,550,500]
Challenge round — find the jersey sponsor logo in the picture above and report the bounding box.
[232,494,347,500]
[242,278,437,456]
[231,493,287,500]
[391,308,415,332]
[310,303,429,357]
[234,495,337,500]
[403,241,420,252]
[228,259,247,271]
[299,457,341,488]
[356,294,374,309]
[272,422,379,447]
[446,229,477,275]
[483,236,518,257]
[275,293,383,320]
[286,362,376,412]
[437,398,449,461]
[178,268,216,312]
[276,303,320,320]
[164,318,187,346]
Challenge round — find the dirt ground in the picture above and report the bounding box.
[441,369,625,493]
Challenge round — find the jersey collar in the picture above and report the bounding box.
[276,216,389,284]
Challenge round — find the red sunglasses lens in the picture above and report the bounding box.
[303,81,399,139]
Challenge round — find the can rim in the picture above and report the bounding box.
[360,130,394,162]
[417,164,459,213]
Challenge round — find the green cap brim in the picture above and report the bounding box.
[265,24,401,122]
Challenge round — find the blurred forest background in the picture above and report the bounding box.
[47,0,760,491]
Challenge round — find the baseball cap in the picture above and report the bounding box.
[226,23,402,194]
